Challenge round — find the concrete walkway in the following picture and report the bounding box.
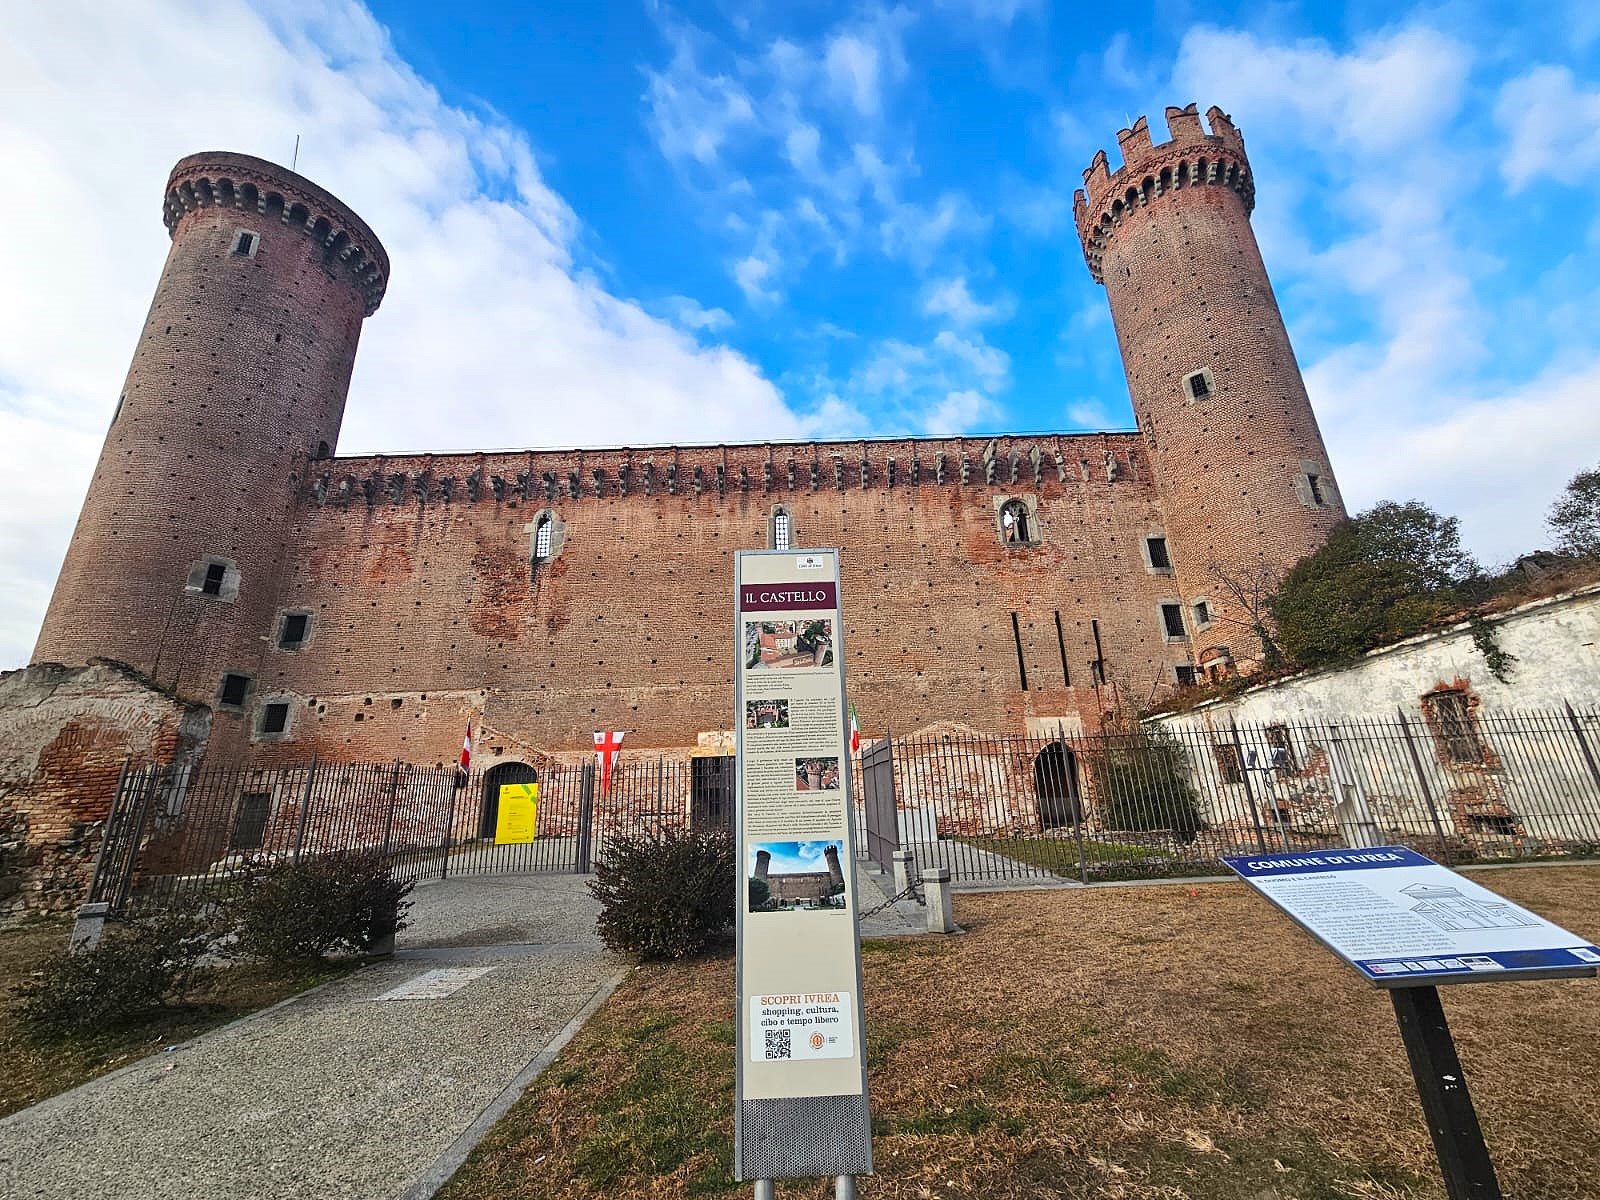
[0,874,622,1200]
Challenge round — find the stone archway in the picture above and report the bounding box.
[480,761,538,839]
[1033,743,1082,828]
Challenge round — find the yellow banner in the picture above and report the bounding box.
[494,782,539,844]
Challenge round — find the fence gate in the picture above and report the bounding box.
[860,736,898,870]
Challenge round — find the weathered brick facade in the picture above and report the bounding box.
[0,661,210,918]
[27,107,1343,775]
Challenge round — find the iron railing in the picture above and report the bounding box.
[860,706,1600,884]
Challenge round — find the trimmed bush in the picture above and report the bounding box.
[225,850,412,965]
[1098,729,1206,844]
[589,828,735,961]
[16,909,212,1037]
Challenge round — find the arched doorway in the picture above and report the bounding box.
[1034,743,1082,828]
[481,761,538,839]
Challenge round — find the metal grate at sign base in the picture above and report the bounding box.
[739,1095,873,1177]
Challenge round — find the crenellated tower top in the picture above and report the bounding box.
[1073,103,1255,284]
[162,151,390,316]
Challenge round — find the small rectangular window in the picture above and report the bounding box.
[1146,536,1171,570]
[259,702,289,736]
[1307,474,1325,505]
[202,562,227,596]
[1193,600,1211,626]
[232,231,256,256]
[1422,690,1483,765]
[1184,370,1211,401]
[1265,724,1296,771]
[279,612,309,648]
[231,792,272,851]
[1175,665,1198,687]
[1160,603,1187,639]
[219,673,249,707]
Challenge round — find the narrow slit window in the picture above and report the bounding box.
[1010,612,1028,691]
[1054,610,1070,687]
[1307,474,1325,505]
[1193,600,1211,626]
[773,510,791,551]
[201,562,227,596]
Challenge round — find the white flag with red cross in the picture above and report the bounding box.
[594,730,625,793]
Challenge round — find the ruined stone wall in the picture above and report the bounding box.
[196,432,1210,766]
[0,661,210,920]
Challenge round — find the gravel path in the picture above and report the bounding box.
[0,873,621,1200]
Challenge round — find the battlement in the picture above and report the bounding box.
[162,152,389,316]
[1073,104,1255,284]
[301,432,1152,509]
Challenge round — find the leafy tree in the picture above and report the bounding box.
[1269,501,1476,668]
[748,876,771,911]
[1547,465,1600,557]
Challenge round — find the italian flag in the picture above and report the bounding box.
[849,703,860,754]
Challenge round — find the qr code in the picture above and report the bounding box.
[764,1028,792,1060]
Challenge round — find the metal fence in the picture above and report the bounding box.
[860,706,1600,885]
[88,753,735,917]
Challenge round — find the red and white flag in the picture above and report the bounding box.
[850,703,861,755]
[459,721,473,776]
[594,730,625,793]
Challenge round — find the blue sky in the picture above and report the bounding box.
[751,840,843,875]
[2,1,1599,667]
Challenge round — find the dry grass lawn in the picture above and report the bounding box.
[443,864,1600,1200]
[0,918,353,1118]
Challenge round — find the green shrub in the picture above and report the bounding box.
[1097,729,1206,844]
[590,828,735,960]
[16,909,212,1037]
[225,850,412,965]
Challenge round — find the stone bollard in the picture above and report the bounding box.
[921,867,955,934]
[69,902,110,954]
[891,849,915,898]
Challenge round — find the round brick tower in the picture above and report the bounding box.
[1075,104,1344,664]
[33,152,388,699]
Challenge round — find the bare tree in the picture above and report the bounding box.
[1204,561,1284,669]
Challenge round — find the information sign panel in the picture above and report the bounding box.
[733,550,871,1182]
[1221,846,1600,986]
[492,782,538,845]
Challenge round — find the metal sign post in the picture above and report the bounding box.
[1222,846,1598,1200]
[733,550,872,1195]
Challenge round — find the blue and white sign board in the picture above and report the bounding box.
[1221,847,1600,987]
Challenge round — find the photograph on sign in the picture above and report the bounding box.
[1221,846,1600,985]
[744,619,835,670]
[748,841,848,913]
[745,699,789,729]
[795,756,841,791]
[492,782,538,845]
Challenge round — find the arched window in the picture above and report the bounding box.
[533,515,553,560]
[1000,499,1031,546]
[771,507,792,551]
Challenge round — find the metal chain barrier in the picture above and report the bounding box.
[857,879,923,918]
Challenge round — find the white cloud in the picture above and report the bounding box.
[1173,26,1470,153]
[659,295,735,333]
[1495,65,1600,190]
[921,276,1011,325]
[840,330,1010,435]
[0,0,800,669]
[825,34,882,117]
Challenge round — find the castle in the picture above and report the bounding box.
[24,103,1344,781]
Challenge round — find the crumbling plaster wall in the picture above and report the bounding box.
[0,660,210,921]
